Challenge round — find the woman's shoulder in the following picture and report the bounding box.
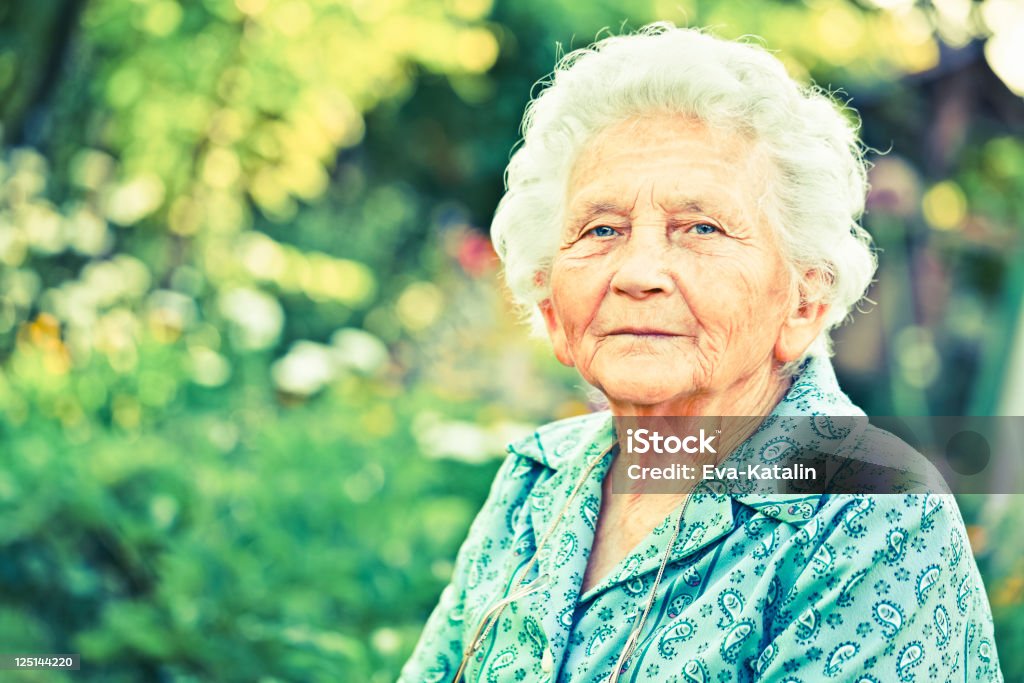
[840,420,952,494]
[801,491,975,589]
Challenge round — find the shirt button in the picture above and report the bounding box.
[541,648,553,673]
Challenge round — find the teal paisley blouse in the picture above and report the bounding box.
[400,357,1003,682]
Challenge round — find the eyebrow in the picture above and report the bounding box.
[657,198,719,215]
[567,201,631,227]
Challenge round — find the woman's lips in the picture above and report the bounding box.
[607,328,684,336]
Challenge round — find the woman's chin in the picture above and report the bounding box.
[594,367,700,411]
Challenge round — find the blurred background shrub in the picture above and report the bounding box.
[0,0,1022,680]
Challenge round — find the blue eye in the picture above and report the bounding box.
[587,225,618,238]
[691,223,718,235]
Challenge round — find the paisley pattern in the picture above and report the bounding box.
[872,600,903,639]
[657,619,695,657]
[400,356,1004,681]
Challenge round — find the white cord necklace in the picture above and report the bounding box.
[608,491,692,683]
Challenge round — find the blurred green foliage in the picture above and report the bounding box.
[0,0,1023,680]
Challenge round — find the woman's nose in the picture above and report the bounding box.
[609,227,676,298]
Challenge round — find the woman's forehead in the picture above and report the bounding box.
[574,114,753,163]
[565,117,771,223]
[571,115,765,180]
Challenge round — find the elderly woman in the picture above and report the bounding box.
[400,25,1003,682]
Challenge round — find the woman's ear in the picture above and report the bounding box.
[538,299,575,368]
[775,270,831,363]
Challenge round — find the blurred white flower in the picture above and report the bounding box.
[78,255,151,309]
[330,327,388,374]
[217,287,284,350]
[271,341,337,395]
[80,260,123,308]
[1,268,40,309]
[65,205,111,256]
[413,411,535,464]
[985,17,1024,96]
[23,202,64,254]
[113,254,152,298]
[0,222,28,266]
[104,173,166,225]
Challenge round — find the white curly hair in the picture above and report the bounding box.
[490,23,877,362]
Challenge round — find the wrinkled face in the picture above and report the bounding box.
[540,115,822,412]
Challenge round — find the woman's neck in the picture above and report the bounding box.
[607,363,792,418]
